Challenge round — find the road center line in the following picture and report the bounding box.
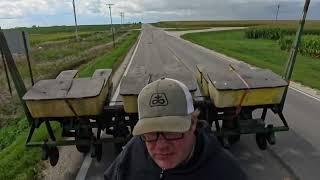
[167,46,194,73]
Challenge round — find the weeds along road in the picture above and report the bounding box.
[80,24,320,180]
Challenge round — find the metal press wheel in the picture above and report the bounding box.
[256,133,267,150]
[49,146,59,166]
[266,125,276,145]
[75,126,92,153]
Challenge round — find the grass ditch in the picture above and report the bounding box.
[79,30,140,77]
[182,30,320,90]
[0,30,140,179]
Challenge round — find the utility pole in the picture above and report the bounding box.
[275,3,280,22]
[120,12,123,25]
[106,3,115,48]
[72,0,79,41]
[122,12,125,25]
[120,12,124,25]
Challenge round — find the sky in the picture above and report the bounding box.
[0,0,319,28]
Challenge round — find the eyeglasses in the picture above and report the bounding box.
[141,132,184,142]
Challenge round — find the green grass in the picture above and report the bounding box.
[0,120,61,180]
[79,30,140,76]
[0,30,140,180]
[182,30,320,90]
[0,116,29,151]
[31,31,114,62]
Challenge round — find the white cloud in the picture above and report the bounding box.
[0,0,319,28]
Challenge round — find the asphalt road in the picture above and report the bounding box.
[79,24,320,180]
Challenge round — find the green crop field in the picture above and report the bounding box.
[154,20,320,29]
[245,27,320,40]
[279,35,320,58]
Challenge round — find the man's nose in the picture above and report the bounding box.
[155,134,170,148]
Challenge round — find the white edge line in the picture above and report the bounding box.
[75,154,93,180]
[109,31,143,106]
[289,86,320,102]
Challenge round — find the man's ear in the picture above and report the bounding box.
[191,109,200,132]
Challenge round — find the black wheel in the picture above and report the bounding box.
[49,146,59,166]
[267,132,276,145]
[75,126,92,153]
[266,125,276,145]
[256,133,267,150]
[75,137,91,153]
[96,144,102,162]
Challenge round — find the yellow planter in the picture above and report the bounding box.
[23,69,112,118]
[122,95,138,113]
[197,64,288,108]
[208,82,286,108]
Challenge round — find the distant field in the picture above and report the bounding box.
[11,24,141,34]
[29,31,94,45]
[2,24,140,45]
[153,20,320,29]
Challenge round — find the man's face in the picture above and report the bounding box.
[144,119,197,169]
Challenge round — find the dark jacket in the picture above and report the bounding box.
[104,121,247,180]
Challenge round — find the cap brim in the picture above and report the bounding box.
[132,115,192,136]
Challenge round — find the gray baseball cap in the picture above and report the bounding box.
[132,78,194,136]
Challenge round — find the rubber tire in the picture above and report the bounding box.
[75,127,91,153]
[49,146,59,166]
[266,125,276,145]
[256,133,267,150]
[266,132,276,145]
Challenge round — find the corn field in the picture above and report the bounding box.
[245,27,320,40]
[279,35,320,58]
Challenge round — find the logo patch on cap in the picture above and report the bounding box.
[149,93,168,107]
